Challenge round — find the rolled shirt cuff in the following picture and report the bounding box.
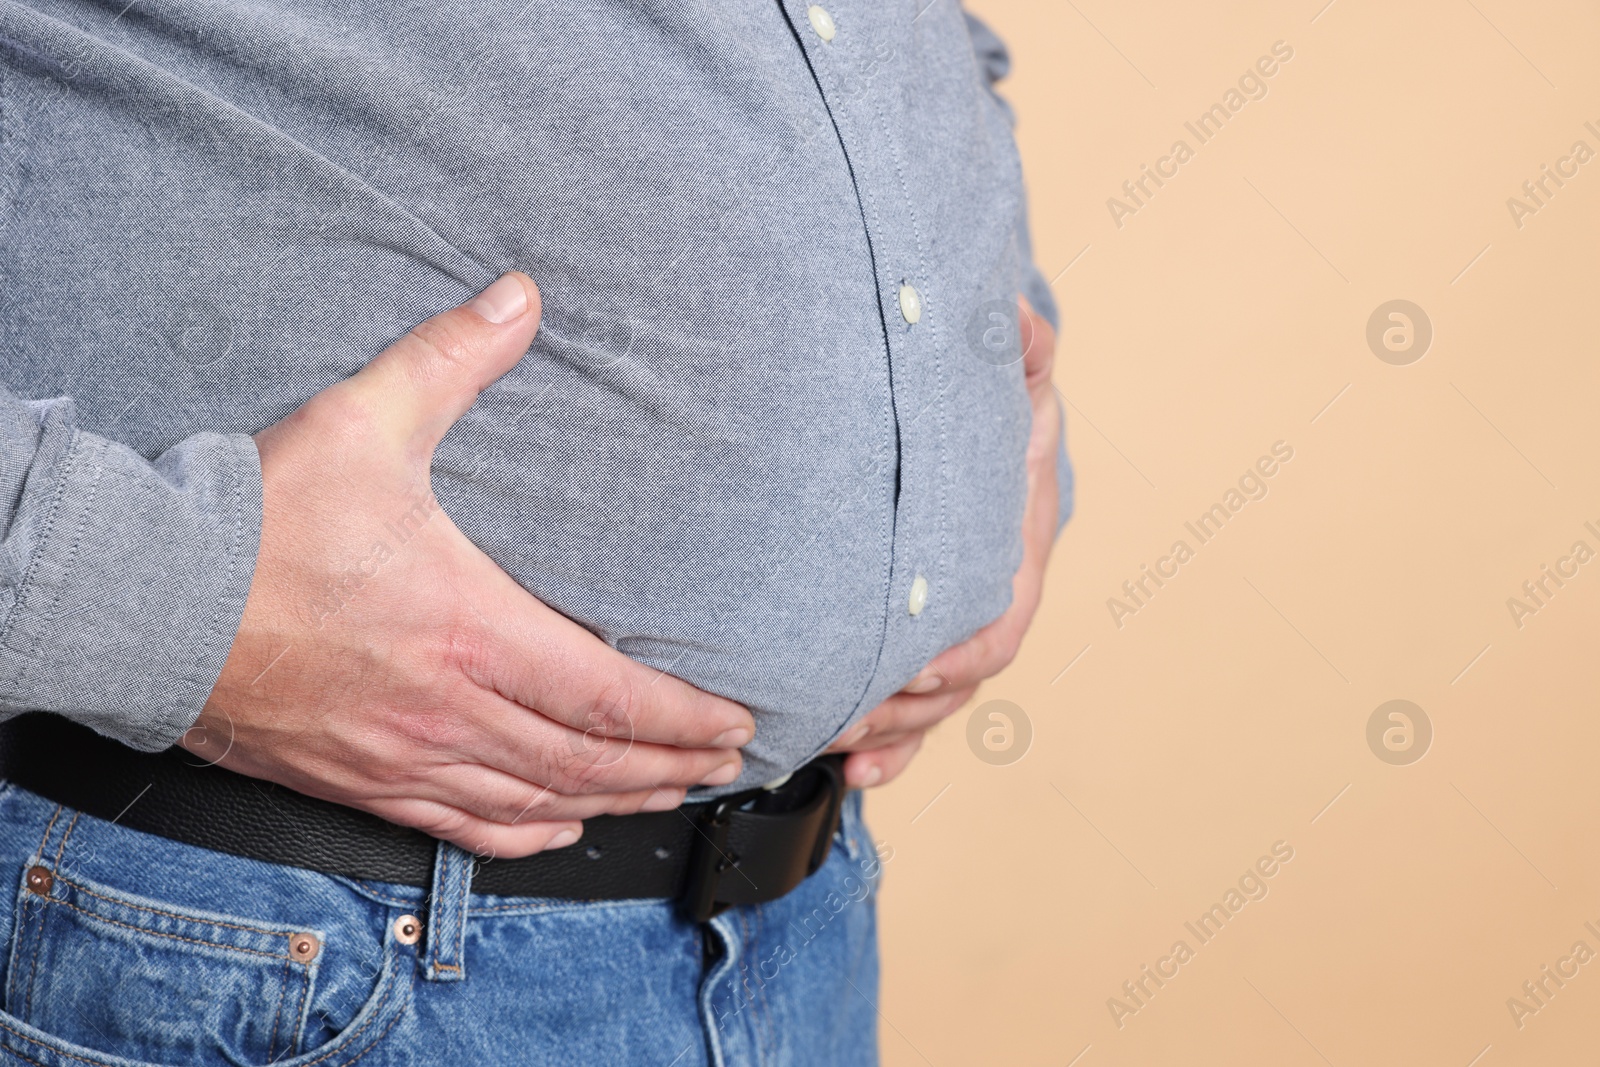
[0,399,262,752]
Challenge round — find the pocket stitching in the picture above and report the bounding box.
[287,958,313,1056]
[316,989,406,1067]
[28,810,61,873]
[266,955,291,1062]
[34,892,294,962]
[55,876,300,943]
[16,898,43,1030]
[47,816,76,873]
[0,1038,49,1067]
[292,961,407,1067]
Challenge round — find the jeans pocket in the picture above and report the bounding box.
[3,862,320,1065]
[0,786,414,1067]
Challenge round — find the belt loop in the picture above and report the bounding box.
[421,839,474,982]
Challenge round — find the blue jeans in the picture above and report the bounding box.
[0,779,882,1065]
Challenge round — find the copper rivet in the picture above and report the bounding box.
[394,914,422,945]
[25,866,52,895]
[289,932,321,962]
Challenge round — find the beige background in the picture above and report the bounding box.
[866,1,1600,1064]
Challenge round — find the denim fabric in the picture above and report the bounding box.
[0,777,884,1065]
[0,0,1074,787]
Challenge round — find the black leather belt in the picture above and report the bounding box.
[0,713,846,922]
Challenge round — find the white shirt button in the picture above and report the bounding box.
[908,574,929,616]
[899,283,922,324]
[807,5,836,41]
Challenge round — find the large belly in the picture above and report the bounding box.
[0,0,1033,786]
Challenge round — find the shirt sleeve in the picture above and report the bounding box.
[962,7,1074,535]
[0,389,262,752]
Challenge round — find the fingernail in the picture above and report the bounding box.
[547,828,580,849]
[467,274,528,324]
[701,760,741,787]
[712,726,753,748]
[904,669,943,694]
[859,765,883,788]
[642,791,682,812]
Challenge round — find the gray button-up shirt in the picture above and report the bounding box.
[0,0,1072,789]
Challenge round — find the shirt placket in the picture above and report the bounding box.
[778,0,951,674]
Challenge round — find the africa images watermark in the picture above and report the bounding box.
[1107,441,1296,629]
[1504,519,1600,630]
[966,699,1033,766]
[712,839,895,1035]
[1367,699,1432,766]
[1106,40,1296,229]
[1366,300,1433,366]
[1505,120,1600,230]
[303,489,440,628]
[1503,919,1600,1031]
[1107,840,1296,1029]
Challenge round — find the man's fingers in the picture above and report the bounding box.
[1018,295,1057,394]
[469,575,755,750]
[341,272,542,450]
[843,732,925,790]
[366,796,581,860]
[482,733,740,796]
[890,297,1058,699]
[912,611,1024,692]
[467,692,742,794]
[423,765,687,824]
[905,525,1047,693]
[829,686,977,753]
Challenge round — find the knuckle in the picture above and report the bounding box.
[505,782,555,822]
[878,702,913,734]
[995,636,1023,671]
[415,806,472,840]
[406,317,480,377]
[546,737,609,793]
[657,753,709,789]
[434,624,491,677]
[938,689,970,719]
[978,630,1019,677]
[881,711,920,739]
[581,673,640,741]
[297,386,382,451]
[609,793,649,816]
[390,706,471,753]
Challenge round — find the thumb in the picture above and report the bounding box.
[348,272,542,449]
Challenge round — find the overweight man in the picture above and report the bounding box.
[0,0,1070,1061]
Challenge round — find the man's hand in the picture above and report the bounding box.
[829,294,1062,787]
[185,274,754,858]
